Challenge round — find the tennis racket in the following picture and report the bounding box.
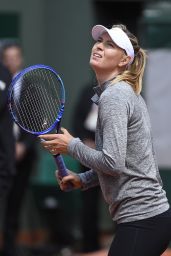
[8,64,69,179]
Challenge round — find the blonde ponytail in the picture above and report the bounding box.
[111,25,147,94]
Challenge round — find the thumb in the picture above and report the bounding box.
[61,127,69,135]
[60,127,74,143]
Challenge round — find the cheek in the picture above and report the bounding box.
[104,56,117,68]
[105,52,122,67]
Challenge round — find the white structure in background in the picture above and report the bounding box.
[145,49,171,168]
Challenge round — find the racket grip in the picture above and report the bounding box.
[54,154,73,191]
[54,154,68,177]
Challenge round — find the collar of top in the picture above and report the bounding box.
[92,79,113,104]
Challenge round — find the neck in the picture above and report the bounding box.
[95,70,120,86]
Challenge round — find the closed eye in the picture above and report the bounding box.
[107,41,115,47]
[97,38,102,43]
[96,37,116,48]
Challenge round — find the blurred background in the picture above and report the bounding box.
[0,0,171,255]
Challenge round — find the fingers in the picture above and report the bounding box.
[55,171,72,185]
[59,177,73,191]
[39,135,60,153]
[39,128,69,141]
[39,134,58,142]
[39,141,59,154]
[39,137,59,144]
[55,171,67,190]
[55,171,75,191]
[39,128,72,155]
[50,148,59,155]
[55,170,62,181]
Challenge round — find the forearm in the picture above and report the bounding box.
[68,138,125,177]
[78,169,99,190]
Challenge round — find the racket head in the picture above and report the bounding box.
[8,64,65,135]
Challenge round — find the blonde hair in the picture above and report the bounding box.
[111,24,147,95]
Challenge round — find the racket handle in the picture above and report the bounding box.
[39,138,73,191]
[54,154,68,177]
[54,154,73,191]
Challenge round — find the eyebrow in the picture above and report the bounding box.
[98,36,115,44]
[107,40,115,45]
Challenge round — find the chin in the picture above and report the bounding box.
[90,59,100,72]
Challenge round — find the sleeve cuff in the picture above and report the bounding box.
[68,137,82,156]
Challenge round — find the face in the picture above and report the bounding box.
[2,46,23,76]
[90,32,127,75]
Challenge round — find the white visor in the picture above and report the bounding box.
[92,25,134,64]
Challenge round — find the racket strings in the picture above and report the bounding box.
[28,70,55,128]
[12,78,36,131]
[42,69,61,116]
[26,69,61,130]
[11,68,63,132]
[12,76,45,132]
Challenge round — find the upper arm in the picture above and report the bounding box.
[98,87,133,167]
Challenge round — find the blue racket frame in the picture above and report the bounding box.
[8,64,69,179]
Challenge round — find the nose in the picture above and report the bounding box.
[95,41,104,51]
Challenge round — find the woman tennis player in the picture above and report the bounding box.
[40,24,171,256]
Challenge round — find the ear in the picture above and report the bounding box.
[118,55,131,67]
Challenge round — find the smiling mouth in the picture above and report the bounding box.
[93,52,102,58]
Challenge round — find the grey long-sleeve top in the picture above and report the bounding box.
[68,81,169,223]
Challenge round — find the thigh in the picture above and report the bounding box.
[108,212,171,256]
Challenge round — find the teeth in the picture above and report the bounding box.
[94,53,102,58]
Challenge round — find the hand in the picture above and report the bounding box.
[55,170,83,191]
[39,128,74,154]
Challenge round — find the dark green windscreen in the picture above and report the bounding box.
[0,13,19,39]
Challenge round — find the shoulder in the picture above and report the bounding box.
[99,81,136,118]
[100,81,136,104]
